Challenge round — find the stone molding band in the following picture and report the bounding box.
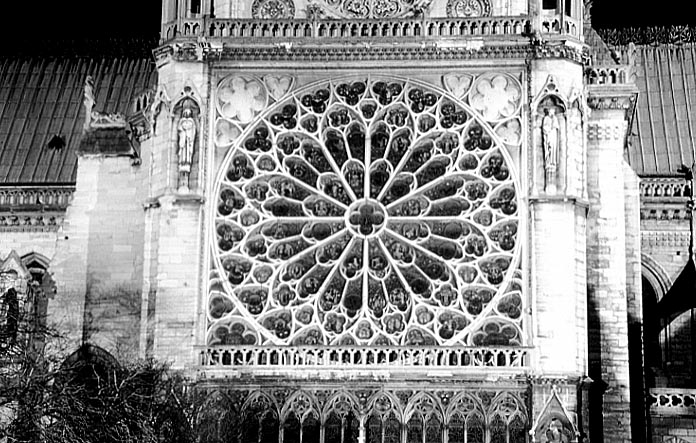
[586,120,628,142]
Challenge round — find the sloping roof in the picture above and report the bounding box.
[585,26,619,65]
[0,57,156,184]
[627,43,696,175]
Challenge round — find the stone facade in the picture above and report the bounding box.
[3,1,696,442]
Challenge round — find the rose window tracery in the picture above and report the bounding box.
[210,74,524,348]
[446,0,491,18]
[315,0,431,19]
[251,0,296,19]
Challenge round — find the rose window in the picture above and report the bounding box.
[210,75,524,348]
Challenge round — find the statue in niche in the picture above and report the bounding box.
[545,418,568,443]
[542,108,560,182]
[538,96,565,194]
[177,106,197,192]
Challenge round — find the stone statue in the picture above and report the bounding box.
[83,76,96,131]
[544,418,570,443]
[541,107,560,193]
[177,108,197,191]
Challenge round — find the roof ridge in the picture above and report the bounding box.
[0,36,159,58]
[596,25,696,47]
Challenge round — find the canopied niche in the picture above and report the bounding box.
[530,389,578,443]
[533,78,568,195]
[209,74,525,348]
[172,84,202,193]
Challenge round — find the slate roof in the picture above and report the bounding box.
[627,43,696,175]
[0,57,156,185]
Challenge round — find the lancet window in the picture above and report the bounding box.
[199,389,527,443]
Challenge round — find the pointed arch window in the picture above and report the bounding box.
[241,401,279,443]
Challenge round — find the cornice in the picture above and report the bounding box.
[155,39,586,64]
[640,205,691,221]
[586,85,638,129]
[586,94,636,111]
[0,212,65,232]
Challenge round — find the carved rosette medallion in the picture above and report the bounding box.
[313,0,427,19]
[209,74,525,347]
[446,0,491,18]
[251,0,296,18]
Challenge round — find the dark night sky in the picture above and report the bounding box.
[1,0,693,44]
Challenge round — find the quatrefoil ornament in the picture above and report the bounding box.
[348,200,387,237]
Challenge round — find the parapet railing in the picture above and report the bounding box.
[585,65,635,85]
[161,16,534,42]
[0,186,75,210]
[540,13,579,38]
[640,175,691,198]
[649,388,696,416]
[198,345,531,371]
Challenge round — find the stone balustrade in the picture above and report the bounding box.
[640,176,691,198]
[586,65,635,85]
[198,345,531,372]
[649,388,696,416]
[0,186,74,210]
[540,14,579,38]
[162,16,535,42]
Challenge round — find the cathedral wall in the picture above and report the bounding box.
[586,116,633,442]
[49,155,146,359]
[528,58,587,378]
[532,202,586,374]
[624,161,647,441]
[650,415,696,443]
[641,219,690,294]
[0,231,57,263]
[640,201,692,387]
[624,162,642,324]
[144,61,209,368]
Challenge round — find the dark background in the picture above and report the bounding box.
[1,0,693,51]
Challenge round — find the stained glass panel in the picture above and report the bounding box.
[210,75,523,348]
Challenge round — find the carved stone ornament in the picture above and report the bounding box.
[469,73,521,123]
[192,386,526,443]
[83,76,96,131]
[209,74,524,347]
[178,108,197,174]
[155,40,585,65]
[0,251,30,294]
[446,0,491,18]
[442,74,473,99]
[532,76,568,195]
[82,75,127,130]
[149,84,171,135]
[536,96,565,194]
[530,388,578,443]
[597,25,696,46]
[171,83,202,193]
[251,0,296,19]
[309,0,432,19]
[264,75,295,102]
[217,76,267,125]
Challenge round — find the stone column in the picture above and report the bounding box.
[150,195,203,368]
[586,116,632,443]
